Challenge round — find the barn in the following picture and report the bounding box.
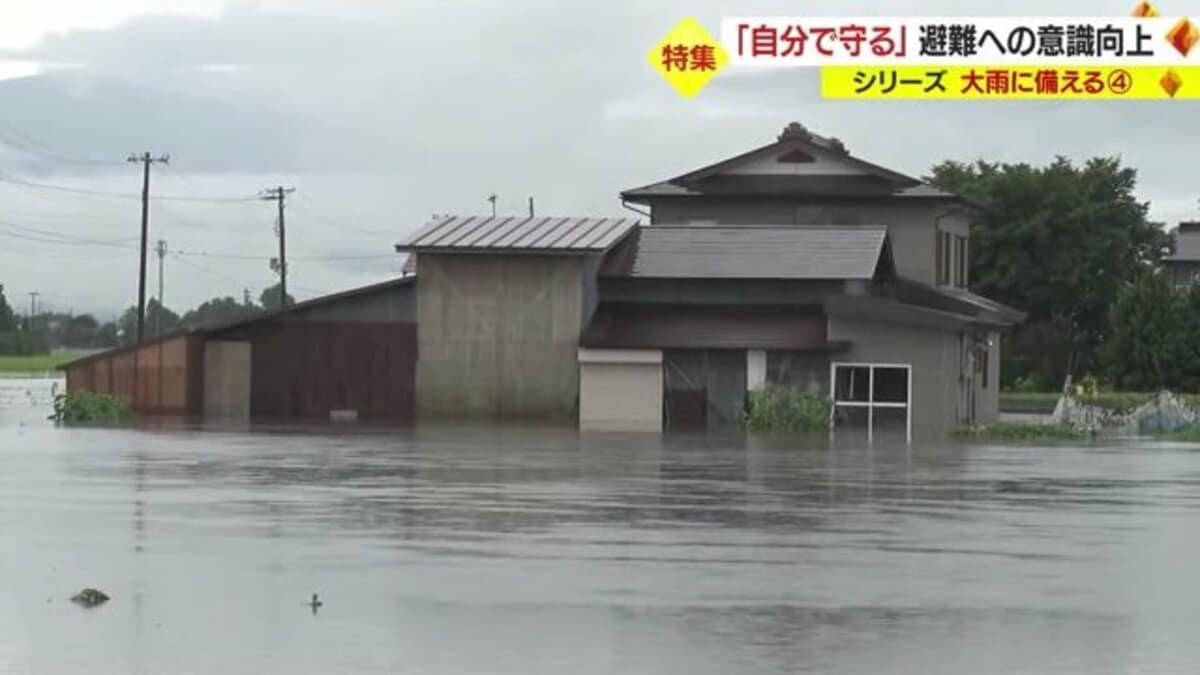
[61,277,416,421]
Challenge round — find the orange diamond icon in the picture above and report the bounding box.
[1131,1,1159,17]
[1160,69,1183,97]
[1165,17,1199,56]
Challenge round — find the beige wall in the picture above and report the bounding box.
[203,341,251,419]
[578,349,663,432]
[416,254,585,421]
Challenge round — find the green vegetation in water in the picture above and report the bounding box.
[0,351,91,375]
[745,387,832,433]
[1001,390,1200,415]
[70,588,110,607]
[51,391,132,424]
[952,422,1089,442]
[1157,425,1200,442]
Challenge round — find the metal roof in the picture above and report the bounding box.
[599,226,892,280]
[59,277,417,370]
[396,216,638,253]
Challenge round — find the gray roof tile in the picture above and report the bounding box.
[599,225,890,280]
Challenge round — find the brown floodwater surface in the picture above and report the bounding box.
[3,378,1200,674]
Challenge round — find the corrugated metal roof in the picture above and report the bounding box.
[599,226,890,280]
[396,216,638,253]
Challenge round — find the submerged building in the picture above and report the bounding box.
[64,123,1023,439]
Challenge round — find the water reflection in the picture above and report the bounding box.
[3,378,1200,673]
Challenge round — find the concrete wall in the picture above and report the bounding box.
[203,341,251,419]
[578,349,663,431]
[827,315,964,439]
[647,197,968,286]
[416,254,585,421]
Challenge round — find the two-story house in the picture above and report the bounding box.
[397,123,1023,440]
[1165,221,1200,288]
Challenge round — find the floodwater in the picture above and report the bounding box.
[4,379,1200,674]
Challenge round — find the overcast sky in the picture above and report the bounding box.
[0,0,1195,318]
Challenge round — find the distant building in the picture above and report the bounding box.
[65,123,1024,441]
[1165,221,1200,288]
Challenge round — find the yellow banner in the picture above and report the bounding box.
[821,65,1198,99]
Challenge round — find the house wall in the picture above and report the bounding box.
[646,197,967,286]
[827,315,964,439]
[416,254,585,421]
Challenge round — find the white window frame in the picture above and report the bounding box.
[829,362,912,443]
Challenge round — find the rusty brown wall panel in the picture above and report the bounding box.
[159,337,188,410]
[134,343,160,410]
[94,360,111,395]
[213,320,417,420]
[66,365,92,393]
[112,352,136,405]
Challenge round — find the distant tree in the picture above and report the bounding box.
[117,300,181,344]
[259,283,295,311]
[0,284,16,331]
[1104,270,1200,390]
[95,321,119,348]
[61,314,100,348]
[181,296,262,328]
[929,156,1171,387]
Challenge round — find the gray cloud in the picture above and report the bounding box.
[0,0,1194,316]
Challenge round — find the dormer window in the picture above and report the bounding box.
[777,149,816,164]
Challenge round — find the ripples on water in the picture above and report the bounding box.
[3,377,1200,674]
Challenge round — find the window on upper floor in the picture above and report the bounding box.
[936,230,969,288]
[954,235,968,288]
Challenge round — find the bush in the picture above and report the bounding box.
[51,391,132,424]
[951,422,1089,442]
[745,387,832,433]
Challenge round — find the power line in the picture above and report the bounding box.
[0,122,126,167]
[0,174,262,203]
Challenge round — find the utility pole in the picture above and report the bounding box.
[155,239,167,337]
[528,197,535,218]
[488,193,497,218]
[127,152,169,343]
[261,186,295,308]
[27,291,38,332]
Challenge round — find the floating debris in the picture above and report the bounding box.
[70,588,110,607]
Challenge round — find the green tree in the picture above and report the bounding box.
[117,300,181,344]
[929,156,1171,386]
[259,283,295,311]
[0,284,16,331]
[61,314,100,348]
[181,296,262,328]
[1103,270,1193,390]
